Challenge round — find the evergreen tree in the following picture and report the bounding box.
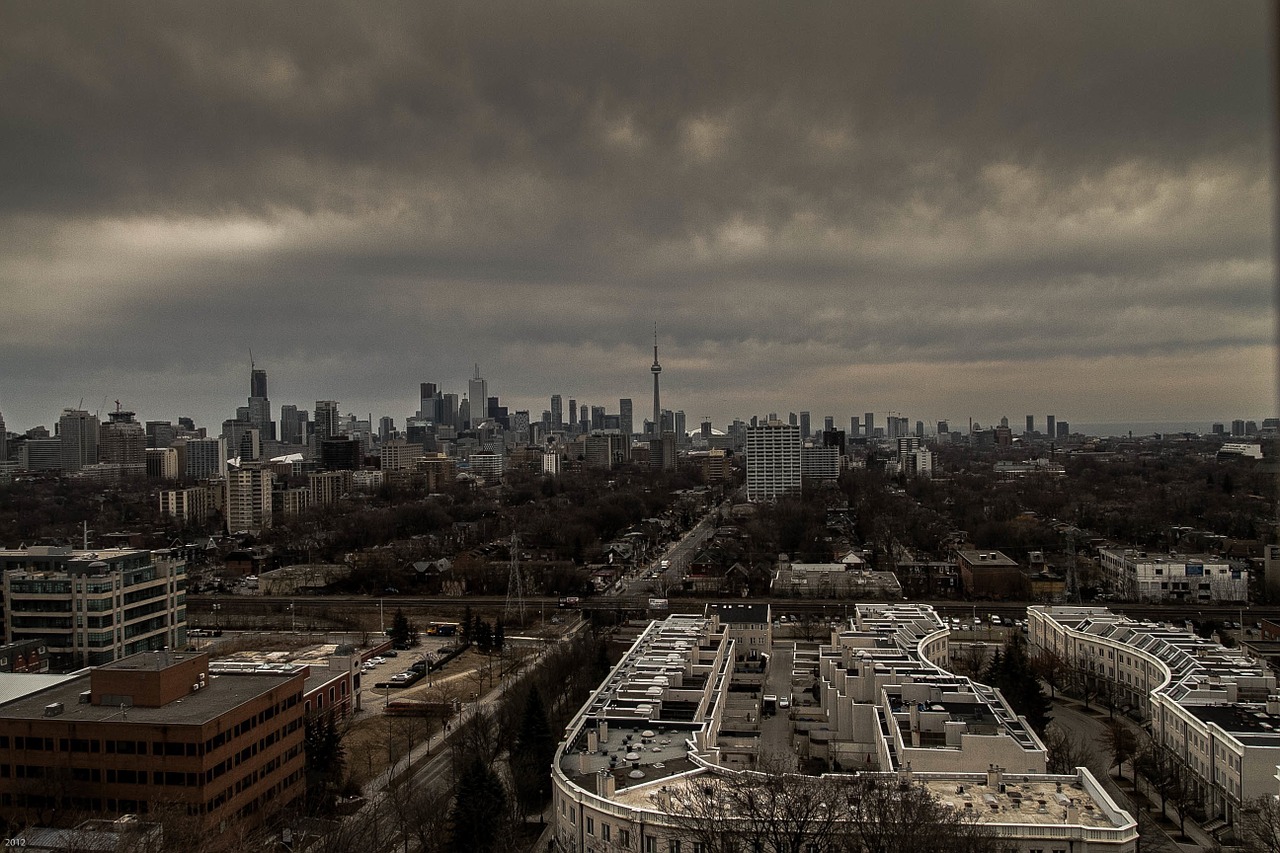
[475,619,493,654]
[449,755,508,853]
[493,618,505,653]
[511,687,555,816]
[988,632,1052,735]
[303,712,345,812]
[388,608,410,648]
[460,605,473,647]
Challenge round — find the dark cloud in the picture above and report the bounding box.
[0,1,1272,430]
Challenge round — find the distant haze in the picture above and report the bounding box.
[0,3,1274,432]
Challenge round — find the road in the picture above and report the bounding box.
[612,500,725,599]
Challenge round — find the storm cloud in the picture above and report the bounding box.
[0,1,1272,430]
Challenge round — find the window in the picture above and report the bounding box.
[602,825,611,842]
[587,816,594,836]
[669,842,681,853]
[644,836,657,853]
[619,829,630,848]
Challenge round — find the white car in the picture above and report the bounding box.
[370,656,386,665]
[778,697,791,709]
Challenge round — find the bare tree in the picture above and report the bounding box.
[1104,719,1138,782]
[1031,646,1070,699]
[833,774,994,853]
[1239,794,1280,853]
[949,642,990,679]
[1042,723,1093,775]
[1072,654,1102,709]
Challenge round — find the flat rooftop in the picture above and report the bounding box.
[0,671,300,726]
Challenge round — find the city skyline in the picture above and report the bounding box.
[0,4,1273,431]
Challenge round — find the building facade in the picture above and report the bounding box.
[1029,605,1279,829]
[1098,548,1247,603]
[745,421,801,502]
[0,651,305,828]
[0,547,187,668]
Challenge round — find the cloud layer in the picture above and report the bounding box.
[0,2,1273,430]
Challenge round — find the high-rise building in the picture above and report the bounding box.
[225,465,273,533]
[468,365,488,427]
[674,411,686,444]
[580,404,589,433]
[863,412,874,438]
[314,401,340,440]
[1025,415,1035,435]
[801,442,839,482]
[98,410,146,468]
[591,406,606,431]
[419,382,442,423]
[0,412,6,462]
[937,420,949,436]
[442,393,459,428]
[247,365,274,441]
[279,404,301,444]
[850,416,860,436]
[378,416,395,443]
[145,420,176,449]
[512,410,530,436]
[182,436,227,480]
[1046,415,1056,439]
[650,328,662,437]
[745,421,801,502]
[1057,421,1070,439]
[58,409,99,472]
[799,411,811,439]
[619,398,633,437]
[824,415,835,432]
[551,394,563,429]
[251,368,268,399]
[788,412,798,427]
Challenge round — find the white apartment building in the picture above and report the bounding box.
[1029,605,1279,829]
[159,485,216,525]
[800,442,840,482]
[1098,548,1247,602]
[552,610,1136,853]
[745,421,800,502]
[0,546,187,668]
[225,465,273,533]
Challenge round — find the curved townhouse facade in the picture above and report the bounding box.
[1029,605,1280,828]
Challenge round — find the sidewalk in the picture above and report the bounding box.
[1051,697,1218,852]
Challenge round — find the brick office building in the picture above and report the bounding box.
[0,651,305,829]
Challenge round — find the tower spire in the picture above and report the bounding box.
[650,325,662,435]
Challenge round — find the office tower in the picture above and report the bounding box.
[701,420,712,440]
[937,420,949,436]
[1231,419,1246,436]
[551,394,563,429]
[651,328,662,436]
[145,420,176,449]
[58,409,99,472]
[225,465,274,533]
[379,416,394,442]
[999,416,1009,429]
[442,393,459,428]
[246,365,274,441]
[513,410,530,435]
[279,405,299,444]
[745,421,801,502]
[788,412,798,427]
[619,398,633,437]
[468,365,488,427]
[0,412,5,462]
[98,410,146,467]
[315,401,340,440]
[1246,420,1258,435]
[863,412,874,437]
[887,417,899,440]
[1057,421,1070,439]
[671,411,684,444]
[824,416,834,432]
[178,416,196,431]
[251,368,267,399]
[1025,415,1034,435]
[649,431,677,471]
[916,420,924,438]
[660,409,674,435]
[799,411,810,438]
[821,428,846,457]
[183,437,226,479]
[459,397,471,429]
[850,416,860,436]
[580,405,589,433]
[591,406,606,431]
[419,382,440,420]
[1046,415,1056,439]
[1212,423,1226,435]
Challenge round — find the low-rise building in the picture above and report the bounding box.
[0,651,305,828]
[0,547,187,669]
[552,610,1135,853]
[956,550,1023,599]
[1029,605,1279,830]
[1098,548,1247,602]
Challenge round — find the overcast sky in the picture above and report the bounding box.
[0,2,1274,434]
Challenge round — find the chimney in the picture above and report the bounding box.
[1066,801,1080,824]
[597,770,616,798]
[909,702,921,747]
[986,765,1002,789]
[577,751,587,774]
[599,720,609,743]
[587,729,599,752]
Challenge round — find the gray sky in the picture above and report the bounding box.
[0,2,1274,433]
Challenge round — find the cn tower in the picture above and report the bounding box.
[650,325,662,435]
